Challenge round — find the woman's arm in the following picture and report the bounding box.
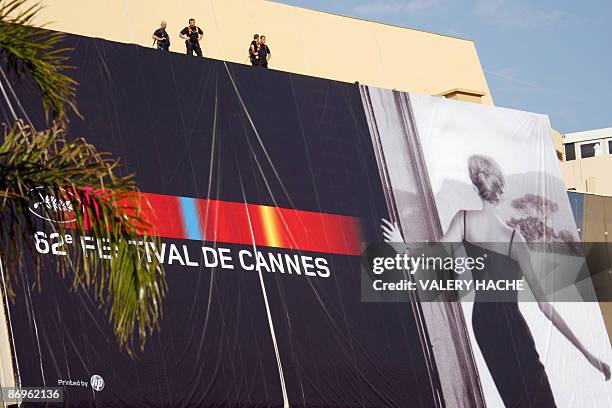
[512,234,611,380]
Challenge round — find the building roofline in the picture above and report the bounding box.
[436,88,486,97]
[266,0,475,43]
[563,127,612,144]
[567,189,612,198]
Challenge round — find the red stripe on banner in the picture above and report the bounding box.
[72,191,361,255]
[137,193,185,239]
[196,200,361,256]
[197,199,256,246]
[274,207,362,255]
[137,193,362,256]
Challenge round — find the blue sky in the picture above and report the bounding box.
[277,0,611,133]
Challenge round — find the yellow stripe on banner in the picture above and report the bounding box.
[259,205,284,248]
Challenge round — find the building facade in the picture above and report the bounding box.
[561,127,612,195]
[3,2,494,401]
[1,1,610,405]
[30,0,493,105]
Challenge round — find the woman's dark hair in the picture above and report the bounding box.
[468,154,505,203]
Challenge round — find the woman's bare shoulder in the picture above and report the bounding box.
[464,209,518,242]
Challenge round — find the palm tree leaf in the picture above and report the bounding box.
[0,0,77,121]
[0,121,167,355]
[0,0,167,355]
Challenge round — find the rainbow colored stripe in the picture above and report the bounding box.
[135,192,362,256]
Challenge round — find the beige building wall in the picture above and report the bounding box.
[30,0,493,105]
[551,128,564,160]
[561,127,612,195]
[561,156,612,195]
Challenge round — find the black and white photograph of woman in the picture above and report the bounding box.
[381,153,610,407]
[360,88,612,407]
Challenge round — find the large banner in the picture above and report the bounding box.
[1,33,610,407]
[360,88,612,407]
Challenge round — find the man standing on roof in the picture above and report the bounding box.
[152,21,170,51]
[257,35,271,68]
[179,18,204,57]
[249,34,259,66]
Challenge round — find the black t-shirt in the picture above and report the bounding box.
[249,40,258,58]
[153,28,170,48]
[180,26,203,43]
[258,44,271,60]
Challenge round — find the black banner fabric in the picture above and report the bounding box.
[4,35,441,407]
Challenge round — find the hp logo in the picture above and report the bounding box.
[90,374,105,392]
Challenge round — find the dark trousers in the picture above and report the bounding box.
[186,41,202,57]
[250,58,268,68]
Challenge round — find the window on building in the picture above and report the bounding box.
[580,142,598,158]
[608,140,612,155]
[564,143,576,161]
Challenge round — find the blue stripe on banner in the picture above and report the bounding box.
[179,197,202,241]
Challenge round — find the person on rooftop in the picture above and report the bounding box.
[179,18,204,57]
[257,35,271,68]
[249,34,259,66]
[152,21,170,51]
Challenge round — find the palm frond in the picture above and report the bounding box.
[0,0,166,355]
[0,0,77,122]
[0,121,167,354]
